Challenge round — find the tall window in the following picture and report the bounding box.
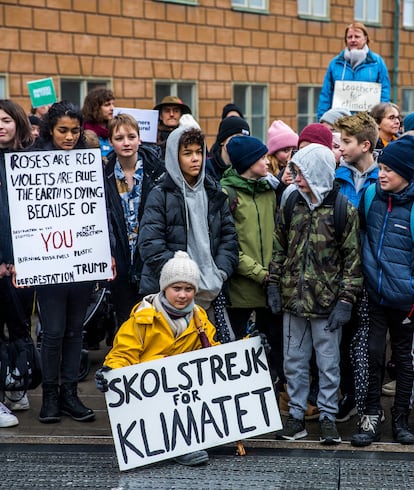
[155,81,196,118]
[60,79,111,108]
[297,86,321,133]
[233,84,267,141]
[402,88,414,115]
[232,0,267,12]
[355,0,381,24]
[298,0,329,19]
[403,0,414,28]
[0,76,6,99]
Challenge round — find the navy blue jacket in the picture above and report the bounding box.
[359,181,414,310]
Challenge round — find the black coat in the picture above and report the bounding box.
[138,173,238,295]
[105,144,165,283]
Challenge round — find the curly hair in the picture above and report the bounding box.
[38,100,86,148]
[0,99,33,150]
[178,127,205,149]
[82,87,114,124]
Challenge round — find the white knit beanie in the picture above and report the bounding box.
[159,251,200,292]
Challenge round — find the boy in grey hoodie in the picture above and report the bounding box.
[137,119,238,341]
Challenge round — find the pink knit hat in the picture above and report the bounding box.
[267,120,299,154]
[298,123,333,149]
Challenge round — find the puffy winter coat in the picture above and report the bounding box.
[138,173,238,295]
[359,181,414,310]
[317,49,391,120]
[103,295,219,368]
[335,164,379,207]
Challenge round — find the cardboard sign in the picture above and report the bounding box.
[27,78,57,108]
[332,81,381,112]
[113,108,159,143]
[104,337,282,471]
[5,149,112,286]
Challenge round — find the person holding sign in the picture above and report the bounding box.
[96,251,217,466]
[0,99,34,426]
[105,113,165,325]
[32,101,114,424]
[317,22,391,120]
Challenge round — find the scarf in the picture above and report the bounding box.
[83,121,109,139]
[154,292,194,338]
[344,44,369,69]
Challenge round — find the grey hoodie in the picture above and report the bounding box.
[164,124,223,308]
[290,143,336,210]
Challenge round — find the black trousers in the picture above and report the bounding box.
[365,300,414,413]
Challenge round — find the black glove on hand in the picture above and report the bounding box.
[95,366,112,392]
[325,301,353,332]
[250,329,271,355]
[267,284,281,315]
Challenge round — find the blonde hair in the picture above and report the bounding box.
[344,22,370,45]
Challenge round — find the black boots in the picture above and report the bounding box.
[391,407,414,444]
[39,384,61,424]
[59,383,95,422]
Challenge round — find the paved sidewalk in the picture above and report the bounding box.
[1,346,413,454]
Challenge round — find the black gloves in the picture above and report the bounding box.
[95,365,112,392]
[250,329,271,355]
[267,284,282,315]
[325,301,353,332]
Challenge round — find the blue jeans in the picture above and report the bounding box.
[37,282,92,385]
[283,313,341,421]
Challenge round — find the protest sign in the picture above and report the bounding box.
[113,108,158,143]
[104,337,282,471]
[5,148,112,286]
[332,81,381,112]
[27,78,57,108]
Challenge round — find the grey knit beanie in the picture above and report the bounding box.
[159,251,200,292]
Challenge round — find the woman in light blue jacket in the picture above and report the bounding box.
[317,22,391,120]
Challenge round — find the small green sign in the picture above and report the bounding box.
[27,78,57,108]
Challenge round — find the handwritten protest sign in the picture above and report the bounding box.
[5,149,112,286]
[104,337,282,471]
[113,108,158,143]
[332,81,381,112]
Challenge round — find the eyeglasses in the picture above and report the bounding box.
[289,163,304,179]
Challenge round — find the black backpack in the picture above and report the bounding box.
[283,189,348,242]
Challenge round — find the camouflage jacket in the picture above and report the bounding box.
[269,188,363,318]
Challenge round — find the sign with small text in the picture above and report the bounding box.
[332,81,381,112]
[113,108,158,143]
[5,149,112,286]
[27,78,57,108]
[104,337,282,471]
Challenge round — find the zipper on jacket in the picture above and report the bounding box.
[376,195,392,296]
[296,208,313,316]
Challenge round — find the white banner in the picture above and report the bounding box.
[104,337,282,471]
[114,108,159,143]
[332,81,381,112]
[5,149,112,286]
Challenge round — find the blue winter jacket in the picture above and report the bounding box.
[317,49,391,120]
[336,164,379,207]
[359,181,414,311]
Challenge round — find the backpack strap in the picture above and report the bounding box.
[221,185,238,215]
[363,183,376,221]
[283,189,347,242]
[333,192,348,243]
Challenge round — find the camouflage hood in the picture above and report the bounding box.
[290,143,336,209]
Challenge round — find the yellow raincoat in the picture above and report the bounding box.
[104,294,219,369]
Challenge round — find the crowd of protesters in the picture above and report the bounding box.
[0,23,413,464]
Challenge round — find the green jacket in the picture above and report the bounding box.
[221,168,276,308]
[269,188,363,318]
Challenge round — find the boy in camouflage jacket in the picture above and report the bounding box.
[267,143,362,445]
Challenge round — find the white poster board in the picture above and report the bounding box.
[114,108,158,143]
[332,81,381,112]
[104,337,282,471]
[5,149,112,286]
